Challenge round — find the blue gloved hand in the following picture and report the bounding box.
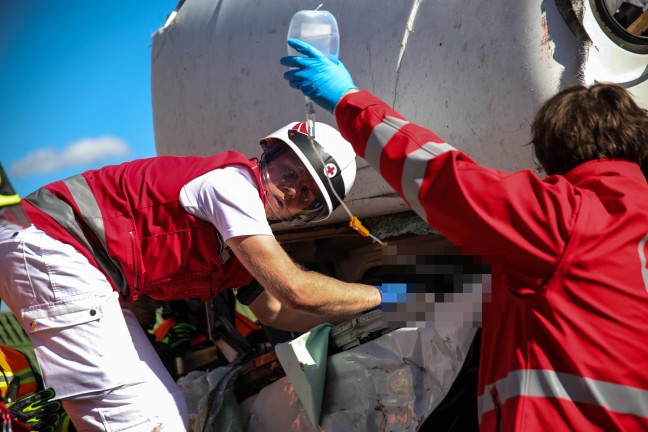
[377,283,410,311]
[281,38,358,113]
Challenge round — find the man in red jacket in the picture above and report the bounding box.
[0,121,382,431]
[281,39,648,430]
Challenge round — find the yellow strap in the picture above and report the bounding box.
[0,194,21,207]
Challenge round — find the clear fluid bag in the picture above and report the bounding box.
[287,9,339,60]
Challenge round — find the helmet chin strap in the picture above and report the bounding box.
[306,133,384,245]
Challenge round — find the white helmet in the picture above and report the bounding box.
[259,121,357,225]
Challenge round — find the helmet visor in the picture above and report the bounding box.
[260,140,327,225]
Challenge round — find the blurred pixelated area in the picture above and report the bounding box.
[367,241,491,329]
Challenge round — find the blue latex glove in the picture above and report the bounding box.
[377,284,410,311]
[281,38,358,113]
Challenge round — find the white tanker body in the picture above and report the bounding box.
[150,1,648,430]
[151,0,648,228]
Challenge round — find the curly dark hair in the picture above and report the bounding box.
[531,83,648,175]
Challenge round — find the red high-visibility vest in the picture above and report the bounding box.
[23,152,264,302]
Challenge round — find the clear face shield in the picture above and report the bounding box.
[260,139,328,225]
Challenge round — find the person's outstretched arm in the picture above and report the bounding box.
[228,234,380,318]
[280,39,570,278]
[246,289,354,332]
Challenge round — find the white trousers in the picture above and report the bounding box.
[0,225,189,431]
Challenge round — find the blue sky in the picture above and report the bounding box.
[1,1,179,198]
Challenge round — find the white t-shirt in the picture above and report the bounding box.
[179,166,273,242]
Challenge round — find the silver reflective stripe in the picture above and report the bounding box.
[24,178,127,295]
[365,115,457,222]
[63,176,107,249]
[364,116,406,169]
[402,141,455,222]
[478,369,648,422]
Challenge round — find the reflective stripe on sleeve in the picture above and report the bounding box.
[402,142,456,221]
[365,115,456,221]
[364,116,405,169]
[478,369,648,422]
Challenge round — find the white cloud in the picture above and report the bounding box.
[11,136,131,177]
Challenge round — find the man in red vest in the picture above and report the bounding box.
[281,39,648,430]
[0,122,383,431]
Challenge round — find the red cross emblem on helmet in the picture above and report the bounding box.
[325,163,338,178]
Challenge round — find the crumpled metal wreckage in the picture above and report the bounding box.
[179,315,477,432]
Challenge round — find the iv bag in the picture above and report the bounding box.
[287,10,339,61]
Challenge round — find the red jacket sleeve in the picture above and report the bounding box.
[336,91,579,288]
